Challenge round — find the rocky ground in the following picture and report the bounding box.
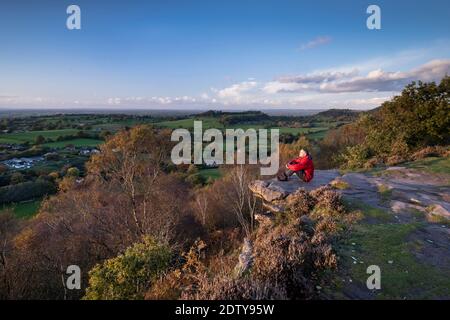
[249,159,450,299]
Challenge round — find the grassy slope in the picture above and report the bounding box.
[335,200,450,299]
[404,156,450,175]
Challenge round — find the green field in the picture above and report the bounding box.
[154,117,332,139]
[306,129,330,140]
[92,119,153,131]
[44,138,103,149]
[155,117,223,130]
[197,168,222,180]
[272,126,329,135]
[0,129,83,144]
[1,200,42,219]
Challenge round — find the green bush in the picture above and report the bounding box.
[66,167,80,177]
[338,76,450,168]
[341,145,371,169]
[186,173,206,186]
[83,237,172,300]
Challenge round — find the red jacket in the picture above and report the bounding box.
[287,155,314,182]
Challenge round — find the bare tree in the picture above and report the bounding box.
[228,165,258,238]
[194,192,209,226]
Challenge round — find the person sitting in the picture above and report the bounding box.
[277,148,314,182]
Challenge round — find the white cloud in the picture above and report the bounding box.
[107,97,121,105]
[217,81,258,99]
[264,59,450,94]
[298,36,332,51]
[319,59,450,93]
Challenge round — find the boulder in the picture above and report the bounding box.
[428,204,450,220]
[255,211,276,225]
[249,180,288,202]
[249,170,340,205]
[235,238,254,277]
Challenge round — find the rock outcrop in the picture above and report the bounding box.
[249,170,340,212]
[235,238,254,277]
[249,168,450,220]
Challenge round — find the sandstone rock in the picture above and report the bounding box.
[249,170,340,203]
[428,204,450,219]
[235,238,254,277]
[249,180,289,202]
[390,200,424,214]
[262,202,284,213]
[255,212,275,225]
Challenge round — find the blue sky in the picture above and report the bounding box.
[1,0,449,109]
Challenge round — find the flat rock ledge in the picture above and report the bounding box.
[249,170,340,212]
[249,168,450,221]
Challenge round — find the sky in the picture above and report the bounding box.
[0,0,450,110]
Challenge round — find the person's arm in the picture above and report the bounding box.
[287,157,307,171]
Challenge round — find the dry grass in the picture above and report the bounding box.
[410,146,449,161]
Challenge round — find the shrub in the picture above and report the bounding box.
[410,146,449,161]
[341,144,371,169]
[337,76,450,168]
[285,189,316,217]
[386,155,406,166]
[10,172,25,185]
[84,236,172,300]
[161,185,357,300]
[66,167,80,178]
[181,220,337,300]
[363,157,380,169]
[390,138,409,157]
[35,135,46,145]
[310,186,346,214]
[186,173,205,186]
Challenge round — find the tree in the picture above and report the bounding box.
[83,237,172,300]
[86,125,184,242]
[35,135,46,145]
[0,179,57,203]
[0,211,19,299]
[0,165,8,174]
[66,167,80,177]
[334,76,450,168]
[0,125,193,299]
[10,172,24,185]
[226,165,259,238]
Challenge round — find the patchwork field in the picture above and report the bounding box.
[154,117,333,140]
[43,138,103,149]
[0,129,83,144]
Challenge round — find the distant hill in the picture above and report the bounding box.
[311,109,361,122]
[197,110,272,126]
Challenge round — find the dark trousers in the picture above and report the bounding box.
[278,169,305,181]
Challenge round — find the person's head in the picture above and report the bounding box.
[299,148,309,158]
